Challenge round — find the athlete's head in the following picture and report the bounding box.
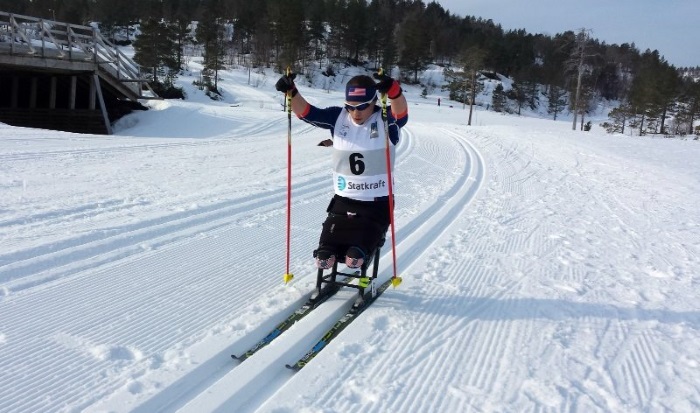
[344,75,377,125]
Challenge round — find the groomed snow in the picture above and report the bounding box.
[1,64,699,413]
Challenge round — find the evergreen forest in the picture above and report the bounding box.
[3,0,699,136]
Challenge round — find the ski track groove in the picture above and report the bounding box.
[0,165,320,244]
[0,168,335,294]
[365,130,566,413]
[461,130,691,412]
[614,330,659,408]
[0,198,144,229]
[0,119,325,269]
[0,263,281,413]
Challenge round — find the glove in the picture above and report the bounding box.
[373,72,402,99]
[275,73,298,97]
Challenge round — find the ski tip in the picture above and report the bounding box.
[391,276,403,287]
[285,363,301,371]
[283,273,294,284]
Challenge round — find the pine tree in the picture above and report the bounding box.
[92,0,139,42]
[462,47,486,125]
[306,0,327,68]
[509,78,530,115]
[396,8,431,83]
[629,50,680,135]
[367,0,398,69]
[574,85,596,130]
[268,0,305,69]
[656,64,682,134]
[443,68,469,103]
[547,85,567,120]
[133,18,178,85]
[344,0,369,63]
[491,84,507,112]
[195,0,226,95]
[0,0,28,14]
[674,79,700,135]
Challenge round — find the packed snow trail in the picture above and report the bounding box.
[0,114,486,413]
[1,68,699,413]
[252,121,700,413]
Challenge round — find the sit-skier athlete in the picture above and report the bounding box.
[275,71,408,274]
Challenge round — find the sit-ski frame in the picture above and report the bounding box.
[311,242,383,305]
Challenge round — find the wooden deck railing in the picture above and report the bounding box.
[0,11,152,100]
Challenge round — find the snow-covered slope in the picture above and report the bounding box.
[1,66,699,413]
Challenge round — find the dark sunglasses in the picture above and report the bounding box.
[344,99,375,112]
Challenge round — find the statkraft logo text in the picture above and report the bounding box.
[338,178,386,192]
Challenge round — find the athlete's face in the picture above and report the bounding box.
[344,99,376,125]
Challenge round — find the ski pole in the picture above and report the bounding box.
[283,66,294,284]
[378,68,402,287]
